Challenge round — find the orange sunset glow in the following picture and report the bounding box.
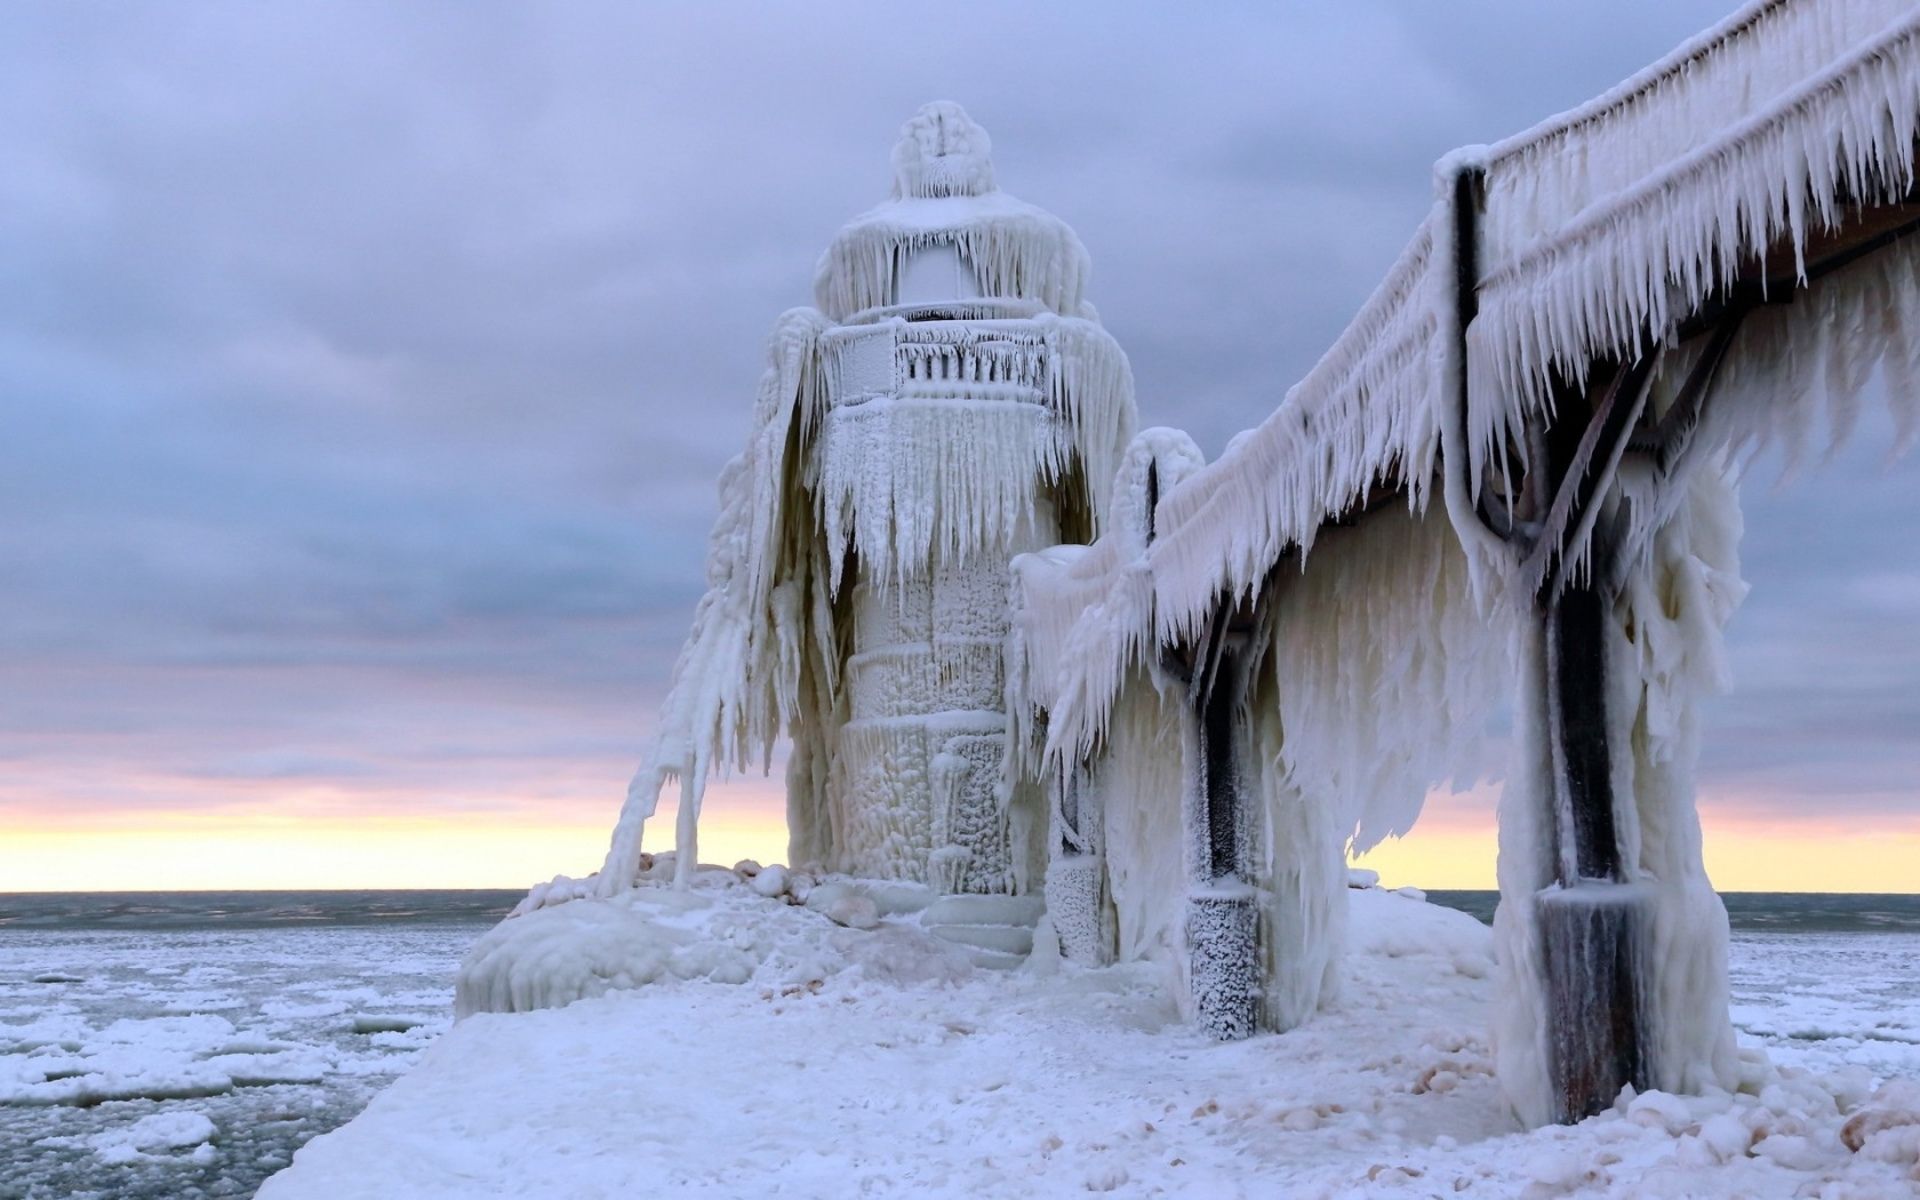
[8,773,1915,894]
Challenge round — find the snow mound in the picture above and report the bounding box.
[455,871,970,1018]
[1347,886,1490,964]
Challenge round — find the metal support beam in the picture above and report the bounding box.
[1442,156,1657,1123]
[1168,602,1260,1041]
[1537,578,1651,1122]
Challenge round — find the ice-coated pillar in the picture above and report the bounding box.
[822,306,1066,892]
[1179,626,1258,1041]
[1045,759,1112,965]
[1535,583,1651,1121]
[838,541,1053,892]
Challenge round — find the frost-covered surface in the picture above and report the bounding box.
[0,921,459,1200]
[1492,467,1749,1126]
[815,103,1093,322]
[1475,1,1920,430]
[559,103,1133,907]
[460,857,967,1017]
[1129,0,1920,645]
[1262,505,1509,857]
[1008,452,1508,1031]
[997,0,1920,1110]
[264,886,1920,1199]
[1006,428,1205,777]
[1145,223,1443,645]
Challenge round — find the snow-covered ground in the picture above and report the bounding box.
[254,879,1920,1199]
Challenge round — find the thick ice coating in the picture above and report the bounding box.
[490,103,1135,946]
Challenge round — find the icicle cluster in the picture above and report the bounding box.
[589,308,833,901]
[1007,436,1509,1029]
[507,101,1135,912]
[1264,505,1511,856]
[1093,679,1188,970]
[1483,0,1916,262]
[1138,1,1920,646]
[1473,2,1920,514]
[815,316,1133,591]
[1146,225,1442,646]
[816,195,1092,323]
[890,101,997,200]
[1005,427,1208,776]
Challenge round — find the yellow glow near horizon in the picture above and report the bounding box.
[6,783,1914,894]
[1,790,793,893]
[1349,784,1920,893]
[1350,821,1920,893]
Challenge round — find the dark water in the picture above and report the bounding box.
[1424,889,1920,932]
[7,888,1915,932]
[0,893,514,1200]
[0,889,524,931]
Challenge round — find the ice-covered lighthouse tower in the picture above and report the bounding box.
[590,103,1134,904]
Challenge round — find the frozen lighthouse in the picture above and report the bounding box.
[802,105,1134,896]
[575,102,1135,919]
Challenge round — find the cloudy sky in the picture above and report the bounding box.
[5,2,1915,891]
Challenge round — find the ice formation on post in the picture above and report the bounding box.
[1007,443,1506,1038]
[800,102,1133,899]
[1424,1,1920,1124]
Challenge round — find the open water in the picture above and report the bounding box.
[0,889,1914,1198]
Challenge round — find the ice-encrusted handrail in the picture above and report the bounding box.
[1476,9,1920,416]
[1145,218,1439,644]
[1486,0,1798,168]
[1126,1,1920,648]
[1007,0,1920,861]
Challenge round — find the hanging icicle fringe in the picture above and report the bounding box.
[1146,223,1442,648]
[1476,9,1920,428]
[816,316,1133,592]
[1266,506,1512,856]
[1481,0,1916,262]
[500,103,1138,913]
[814,197,1093,324]
[1004,428,1207,779]
[1491,469,1747,1127]
[573,308,833,905]
[1134,0,1920,646]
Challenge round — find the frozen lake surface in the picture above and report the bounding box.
[0,892,516,1200]
[1,890,1913,1198]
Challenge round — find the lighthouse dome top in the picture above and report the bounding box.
[890,102,996,199]
[813,102,1094,323]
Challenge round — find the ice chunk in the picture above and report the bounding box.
[826,895,880,931]
[90,1111,216,1164]
[749,865,789,898]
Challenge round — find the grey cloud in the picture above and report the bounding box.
[1,1,1912,833]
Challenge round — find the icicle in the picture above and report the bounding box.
[1491,468,1745,1127]
[1003,429,1207,772]
[1267,505,1512,855]
[816,316,1132,592]
[1476,7,1920,443]
[1144,218,1445,646]
[575,308,831,901]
